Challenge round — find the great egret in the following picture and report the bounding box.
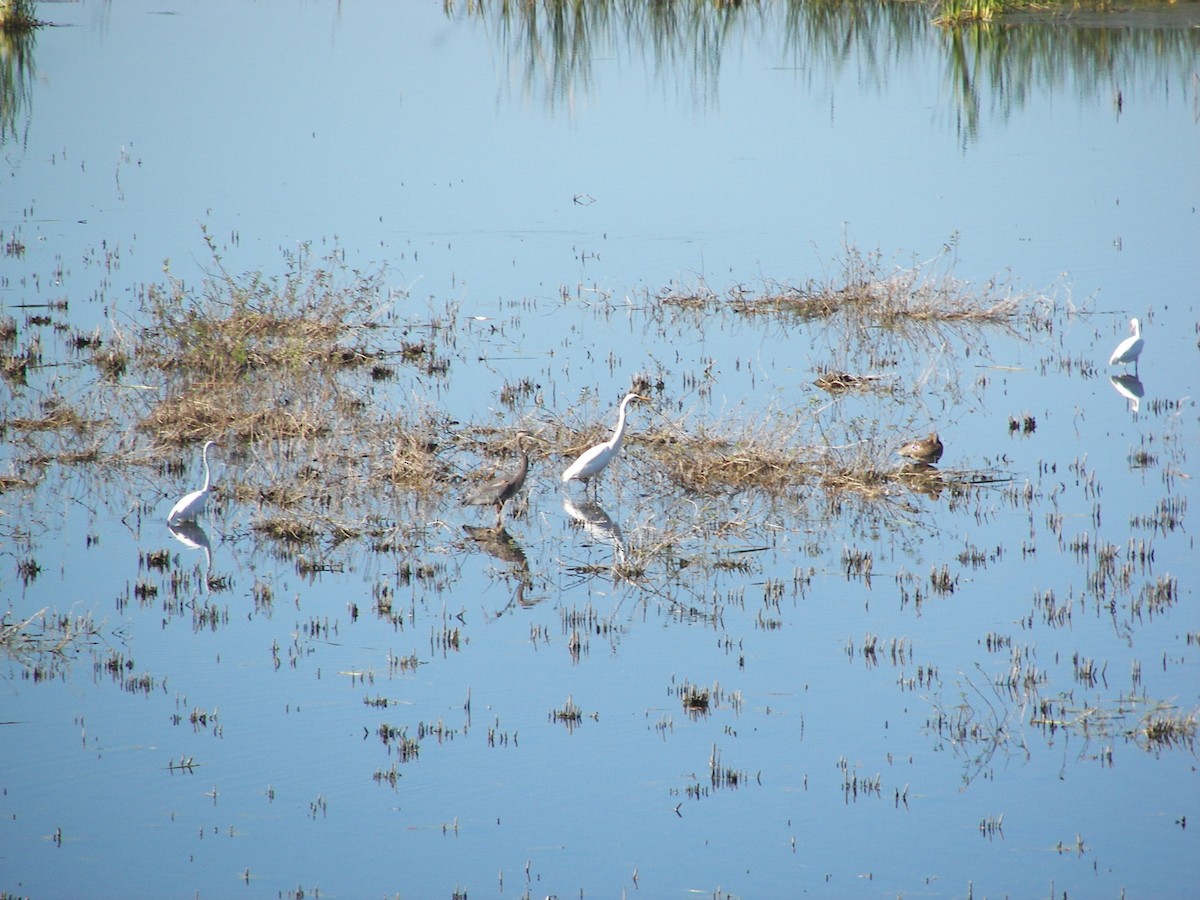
[898,432,944,465]
[464,433,531,526]
[1109,317,1144,374]
[167,440,217,525]
[561,392,648,488]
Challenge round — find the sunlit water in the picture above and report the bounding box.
[2,2,1198,898]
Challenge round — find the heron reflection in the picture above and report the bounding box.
[168,520,213,593]
[1109,373,1144,413]
[562,495,626,564]
[463,524,536,610]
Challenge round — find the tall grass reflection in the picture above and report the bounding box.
[448,0,1200,137]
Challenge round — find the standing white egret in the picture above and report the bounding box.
[167,440,218,525]
[561,393,648,488]
[1108,317,1144,374]
[463,433,531,527]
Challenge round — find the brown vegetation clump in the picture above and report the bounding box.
[641,419,819,495]
[5,395,100,435]
[663,245,1023,327]
[133,240,389,446]
[139,241,384,378]
[1139,708,1197,752]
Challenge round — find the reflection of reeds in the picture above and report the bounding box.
[0,607,100,681]
[450,0,1199,155]
[0,1,39,31]
[0,19,36,145]
[934,0,1002,28]
[940,15,1200,143]
[1139,708,1196,753]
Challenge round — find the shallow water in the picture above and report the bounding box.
[2,1,1199,898]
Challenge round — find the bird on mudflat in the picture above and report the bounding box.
[898,432,944,465]
[463,433,531,527]
[168,440,218,525]
[561,392,649,488]
[1108,317,1144,374]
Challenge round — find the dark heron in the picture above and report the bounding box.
[464,433,531,526]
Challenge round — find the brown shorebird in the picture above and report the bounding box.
[898,432,944,465]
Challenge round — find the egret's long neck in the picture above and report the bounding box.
[201,444,212,491]
[610,397,632,449]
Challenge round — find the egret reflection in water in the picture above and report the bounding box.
[1110,373,1145,413]
[562,495,626,565]
[168,520,213,593]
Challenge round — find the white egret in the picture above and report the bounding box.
[561,392,648,488]
[898,432,944,465]
[1108,317,1144,374]
[167,440,218,525]
[464,434,531,527]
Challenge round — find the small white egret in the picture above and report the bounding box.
[561,392,648,487]
[464,433,531,527]
[898,432,944,465]
[167,440,218,525]
[1108,317,1144,374]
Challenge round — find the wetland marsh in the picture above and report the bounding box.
[1,1,1198,898]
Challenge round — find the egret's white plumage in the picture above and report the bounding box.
[168,440,217,525]
[561,393,647,487]
[1108,317,1143,373]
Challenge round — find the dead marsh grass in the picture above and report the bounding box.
[1138,707,1197,753]
[140,238,385,377]
[661,244,1024,328]
[640,422,820,495]
[1,238,1020,555]
[658,244,1032,393]
[5,395,102,435]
